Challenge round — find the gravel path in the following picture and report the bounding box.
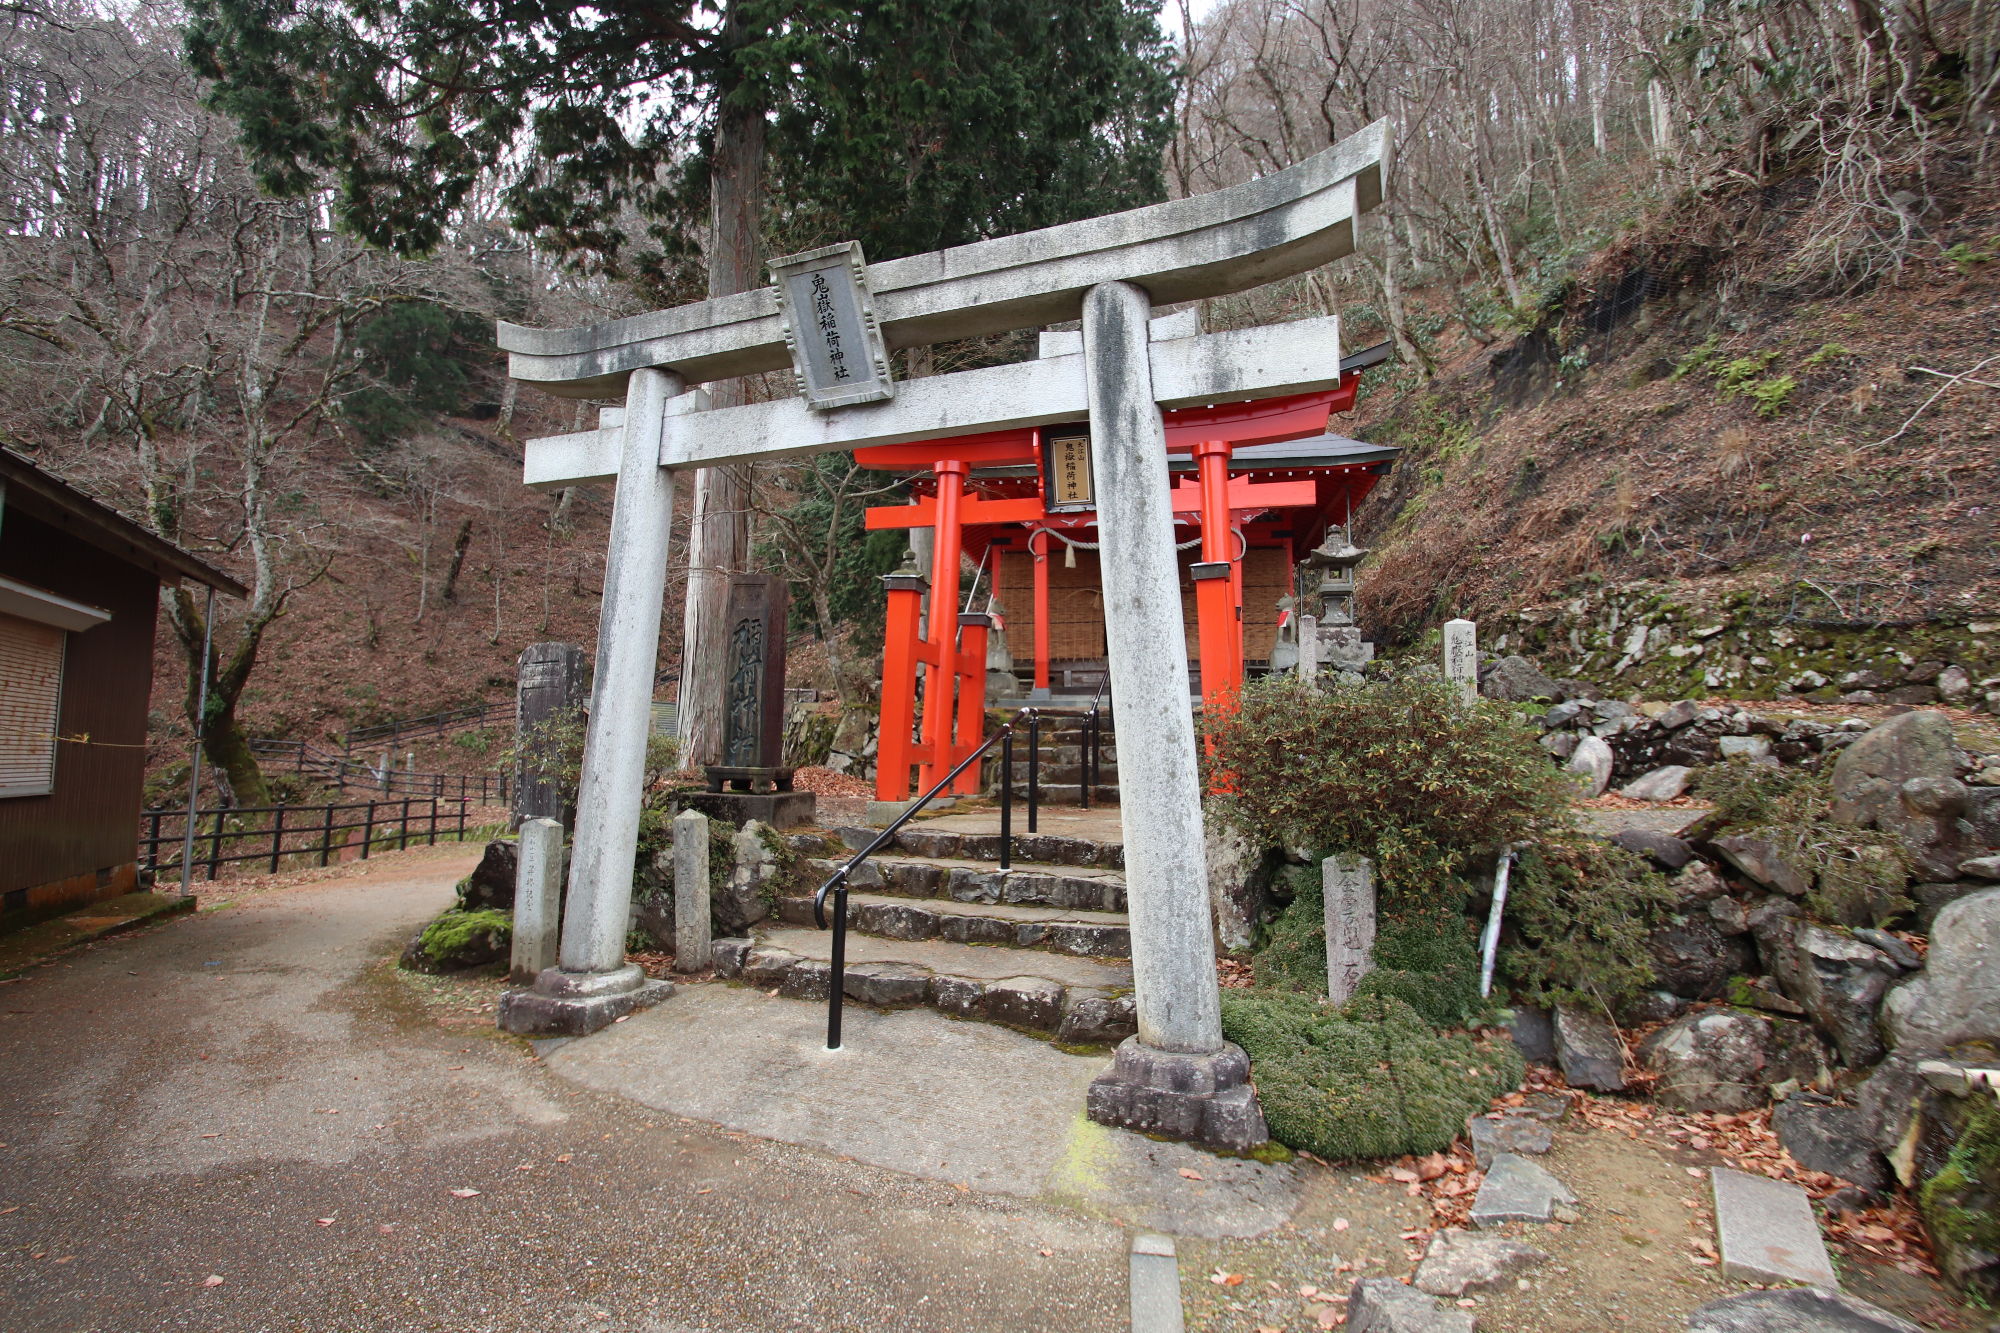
[0,849,1123,1333]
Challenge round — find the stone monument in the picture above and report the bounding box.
[1443,618,1478,705]
[1322,854,1376,1004]
[513,641,586,826]
[680,574,815,828]
[493,120,1393,1151]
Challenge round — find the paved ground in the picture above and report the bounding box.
[0,849,1135,1332]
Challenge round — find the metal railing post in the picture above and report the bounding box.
[319,803,335,867]
[206,812,224,881]
[999,729,1014,872]
[1080,710,1094,810]
[1027,711,1040,833]
[826,880,850,1051]
[399,798,412,850]
[361,802,375,859]
[269,806,286,874]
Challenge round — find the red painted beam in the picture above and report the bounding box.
[864,495,1049,530]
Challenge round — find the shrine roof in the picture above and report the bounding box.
[959,433,1399,482]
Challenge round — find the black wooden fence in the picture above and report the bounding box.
[139,797,490,882]
[344,700,516,751]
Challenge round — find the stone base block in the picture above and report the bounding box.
[1086,1037,1267,1152]
[498,963,672,1037]
[675,790,817,829]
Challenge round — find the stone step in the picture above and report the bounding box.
[803,854,1127,913]
[815,824,1125,870]
[1709,1166,1837,1288]
[995,783,1121,806]
[995,761,1120,785]
[995,744,1117,765]
[711,930,1137,1046]
[772,891,1130,958]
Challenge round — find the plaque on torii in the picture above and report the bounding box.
[498,122,1391,1151]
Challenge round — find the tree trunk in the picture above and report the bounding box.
[440,518,474,605]
[676,25,767,770]
[172,588,271,809]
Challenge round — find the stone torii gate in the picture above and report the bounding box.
[497,121,1389,1151]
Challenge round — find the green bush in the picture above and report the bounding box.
[1202,674,1571,897]
[1253,873,1483,1028]
[1223,990,1523,1161]
[1504,835,1674,1007]
[508,706,682,857]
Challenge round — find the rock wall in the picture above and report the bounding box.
[1484,582,2000,710]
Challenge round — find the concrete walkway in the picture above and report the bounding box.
[0,850,1134,1332]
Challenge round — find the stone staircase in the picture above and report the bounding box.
[711,820,1138,1047]
[988,709,1119,805]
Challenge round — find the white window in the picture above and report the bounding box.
[0,611,65,797]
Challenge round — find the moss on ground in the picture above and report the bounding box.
[1222,990,1522,1161]
[418,908,512,964]
[1920,1096,2000,1298]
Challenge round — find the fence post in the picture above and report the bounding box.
[206,811,224,881]
[361,802,375,859]
[457,800,467,840]
[269,805,286,874]
[399,798,411,850]
[319,803,335,867]
[428,798,439,846]
[144,810,161,874]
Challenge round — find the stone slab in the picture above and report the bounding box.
[1709,1166,1838,1288]
[674,789,816,829]
[1128,1234,1184,1333]
[759,926,1131,989]
[1470,1152,1576,1226]
[1413,1228,1548,1296]
[1347,1276,1478,1332]
[544,983,1300,1236]
[1465,1111,1555,1168]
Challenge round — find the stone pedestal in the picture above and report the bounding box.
[1085,1037,1268,1151]
[671,808,711,974]
[498,963,671,1036]
[676,790,817,829]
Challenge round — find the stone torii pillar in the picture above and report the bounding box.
[493,120,1390,1149]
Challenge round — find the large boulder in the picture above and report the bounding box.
[398,907,511,974]
[1686,1287,1923,1332]
[1879,776,1976,882]
[1204,804,1273,952]
[1772,1093,1888,1191]
[1881,886,2000,1054]
[1553,1004,1626,1091]
[1752,907,1900,1068]
[1646,916,1755,999]
[1566,735,1614,797]
[1711,834,1811,897]
[1830,710,1959,826]
[1621,764,1693,802]
[1638,1010,1829,1112]
[1347,1276,1477,1332]
[1480,655,1562,703]
[456,838,519,911]
[717,819,779,934]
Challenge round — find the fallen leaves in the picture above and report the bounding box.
[201,1275,224,1288]
[1208,1270,1246,1287]
[314,1218,335,1227]
[448,1188,480,1199]
[1177,1167,1204,1181]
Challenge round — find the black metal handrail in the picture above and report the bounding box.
[1081,671,1110,810]
[813,710,1037,1051]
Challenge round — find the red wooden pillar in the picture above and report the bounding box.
[875,567,928,801]
[1029,529,1052,695]
[952,614,992,795]
[1191,438,1242,709]
[919,460,968,791]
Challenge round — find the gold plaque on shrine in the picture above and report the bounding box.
[1042,428,1095,512]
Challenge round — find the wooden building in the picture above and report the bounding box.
[0,451,245,930]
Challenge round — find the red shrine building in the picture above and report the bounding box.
[859,341,1398,804]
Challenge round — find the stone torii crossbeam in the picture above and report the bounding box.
[497,120,1390,1151]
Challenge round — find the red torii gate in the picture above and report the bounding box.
[860,373,1381,804]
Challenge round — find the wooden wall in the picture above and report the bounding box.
[0,511,160,916]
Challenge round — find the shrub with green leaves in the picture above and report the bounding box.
[1253,871,1484,1028]
[1202,674,1571,896]
[1504,835,1674,1007]
[1223,990,1523,1161]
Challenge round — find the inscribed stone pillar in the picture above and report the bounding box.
[672,808,711,974]
[1296,613,1319,681]
[1077,280,1265,1152]
[513,642,586,826]
[1322,854,1376,1005]
[511,817,563,982]
[715,575,787,773]
[499,368,680,1035]
[1443,619,1478,706]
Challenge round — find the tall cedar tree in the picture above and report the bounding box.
[185,0,1173,761]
